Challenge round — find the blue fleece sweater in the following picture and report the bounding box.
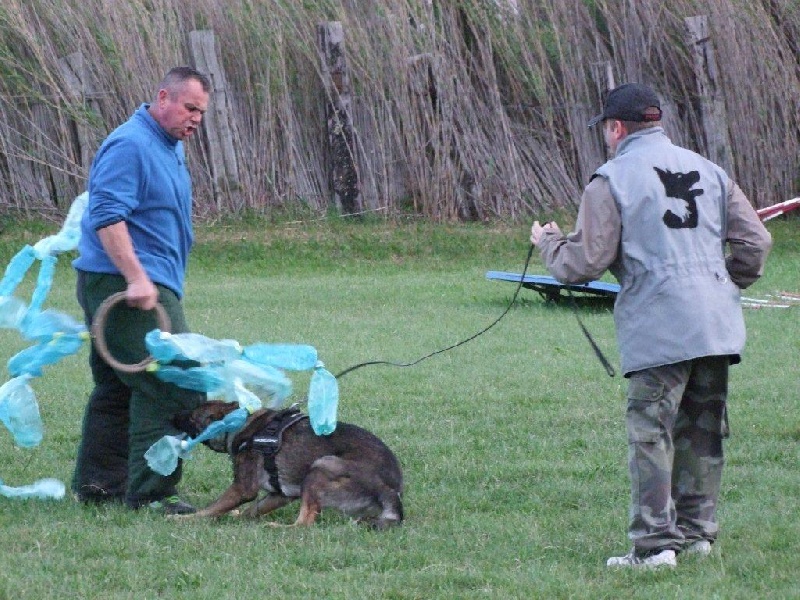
[73,104,194,297]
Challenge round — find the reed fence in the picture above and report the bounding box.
[0,0,798,220]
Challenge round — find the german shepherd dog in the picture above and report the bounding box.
[172,401,403,528]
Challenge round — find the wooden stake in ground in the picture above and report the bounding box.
[318,21,360,216]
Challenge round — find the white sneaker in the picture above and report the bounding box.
[606,548,677,568]
[684,540,712,556]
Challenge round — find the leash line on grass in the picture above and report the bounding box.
[334,245,615,380]
[334,244,535,380]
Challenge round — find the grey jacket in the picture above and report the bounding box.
[538,127,772,375]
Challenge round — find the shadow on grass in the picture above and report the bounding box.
[492,293,616,314]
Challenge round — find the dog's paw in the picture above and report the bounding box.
[166,513,197,520]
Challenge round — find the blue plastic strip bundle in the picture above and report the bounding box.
[0,477,65,500]
[144,334,339,475]
[145,406,251,476]
[0,375,43,448]
[0,296,26,330]
[25,254,57,318]
[19,309,87,341]
[150,364,228,394]
[31,192,87,260]
[0,193,89,501]
[218,360,292,407]
[0,191,340,492]
[145,330,243,364]
[144,331,326,413]
[308,363,338,435]
[243,343,318,371]
[8,333,88,378]
[0,246,37,298]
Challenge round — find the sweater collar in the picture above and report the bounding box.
[136,103,180,148]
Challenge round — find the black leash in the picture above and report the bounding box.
[334,244,615,379]
[565,289,616,377]
[335,244,535,379]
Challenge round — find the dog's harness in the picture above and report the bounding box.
[235,406,308,492]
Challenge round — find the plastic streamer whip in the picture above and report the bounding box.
[139,335,341,476]
[0,192,89,501]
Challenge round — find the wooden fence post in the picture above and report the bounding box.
[58,51,103,179]
[684,15,734,176]
[317,21,360,215]
[189,29,242,212]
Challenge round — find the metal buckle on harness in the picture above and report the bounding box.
[235,406,307,456]
[252,436,279,445]
[250,435,281,458]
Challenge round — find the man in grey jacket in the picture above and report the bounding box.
[531,83,772,568]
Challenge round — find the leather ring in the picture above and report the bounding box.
[91,291,171,373]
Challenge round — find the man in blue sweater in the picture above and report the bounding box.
[72,66,211,514]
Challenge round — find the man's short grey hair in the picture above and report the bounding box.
[158,66,211,97]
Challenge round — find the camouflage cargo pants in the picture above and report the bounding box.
[625,356,729,554]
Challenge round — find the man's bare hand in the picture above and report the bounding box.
[530,220,561,246]
[126,277,158,311]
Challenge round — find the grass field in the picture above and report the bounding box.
[0,215,798,599]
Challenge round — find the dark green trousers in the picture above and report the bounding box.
[72,271,205,507]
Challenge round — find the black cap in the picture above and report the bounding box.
[587,83,662,127]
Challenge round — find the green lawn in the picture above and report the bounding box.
[0,216,797,599]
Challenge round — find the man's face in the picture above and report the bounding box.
[157,79,209,141]
[603,119,624,156]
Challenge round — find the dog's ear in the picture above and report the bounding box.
[204,401,239,421]
[172,409,201,437]
[172,401,240,438]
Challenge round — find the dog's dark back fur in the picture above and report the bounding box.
[172,401,403,526]
[238,408,403,500]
